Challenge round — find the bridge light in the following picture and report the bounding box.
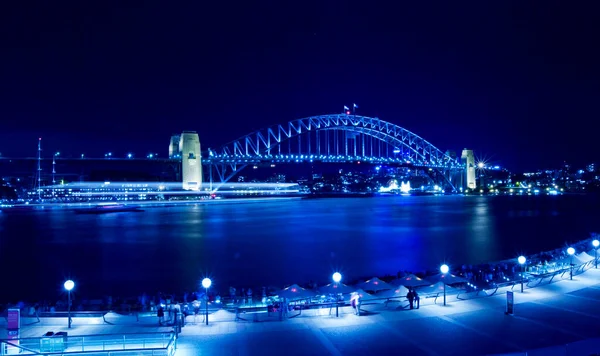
[127,153,133,159]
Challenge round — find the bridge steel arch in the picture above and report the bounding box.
[206,114,462,189]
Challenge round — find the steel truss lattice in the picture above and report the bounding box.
[205,114,463,185]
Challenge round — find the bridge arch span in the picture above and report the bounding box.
[210,114,459,168]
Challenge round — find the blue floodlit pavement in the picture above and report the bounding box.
[3,269,600,355]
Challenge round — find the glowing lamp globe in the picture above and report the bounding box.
[593,240,599,248]
[332,272,342,283]
[64,280,75,291]
[567,247,575,256]
[440,264,449,274]
[201,278,212,289]
[518,256,526,265]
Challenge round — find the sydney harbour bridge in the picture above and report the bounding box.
[203,114,467,191]
[1,114,473,193]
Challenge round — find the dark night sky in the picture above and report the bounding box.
[1,1,599,171]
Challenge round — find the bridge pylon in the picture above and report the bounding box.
[169,131,202,190]
[461,149,476,190]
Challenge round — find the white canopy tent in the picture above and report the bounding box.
[555,254,589,266]
[418,282,459,295]
[355,277,394,292]
[276,284,317,300]
[392,274,431,288]
[318,282,355,295]
[427,273,468,285]
[376,285,410,299]
[577,251,595,262]
[351,288,378,302]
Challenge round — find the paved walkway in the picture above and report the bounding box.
[3,269,600,355]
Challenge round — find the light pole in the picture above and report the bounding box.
[332,272,342,317]
[567,247,575,280]
[440,264,449,306]
[64,280,75,328]
[202,278,212,325]
[593,240,599,269]
[518,256,526,293]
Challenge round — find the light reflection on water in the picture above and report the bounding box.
[0,195,599,301]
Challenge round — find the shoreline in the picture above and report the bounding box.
[1,235,597,307]
[0,196,304,211]
[2,190,592,212]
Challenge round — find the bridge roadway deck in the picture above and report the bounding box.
[3,269,600,356]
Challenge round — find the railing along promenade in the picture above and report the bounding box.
[0,332,176,356]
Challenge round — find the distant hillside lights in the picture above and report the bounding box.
[169,132,202,191]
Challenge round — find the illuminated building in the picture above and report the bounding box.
[461,149,476,190]
[178,131,202,191]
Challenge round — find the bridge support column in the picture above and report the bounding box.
[179,132,202,191]
[461,149,476,190]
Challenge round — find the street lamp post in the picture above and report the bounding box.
[332,272,342,317]
[518,256,526,293]
[567,247,575,280]
[440,264,449,306]
[201,278,212,325]
[593,240,599,269]
[64,280,75,328]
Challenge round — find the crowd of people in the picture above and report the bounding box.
[2,237,597,319]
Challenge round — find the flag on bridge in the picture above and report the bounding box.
[353,103,358,108]
[343,105,350,111]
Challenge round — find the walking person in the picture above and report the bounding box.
[193,301,200,324]
[157,306,165,325]
[413,290,420,309]
[407,289,414,310]
[173,306,179,327]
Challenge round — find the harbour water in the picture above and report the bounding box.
[1,195,599,302]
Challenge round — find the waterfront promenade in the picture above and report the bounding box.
[3,268,600,355]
